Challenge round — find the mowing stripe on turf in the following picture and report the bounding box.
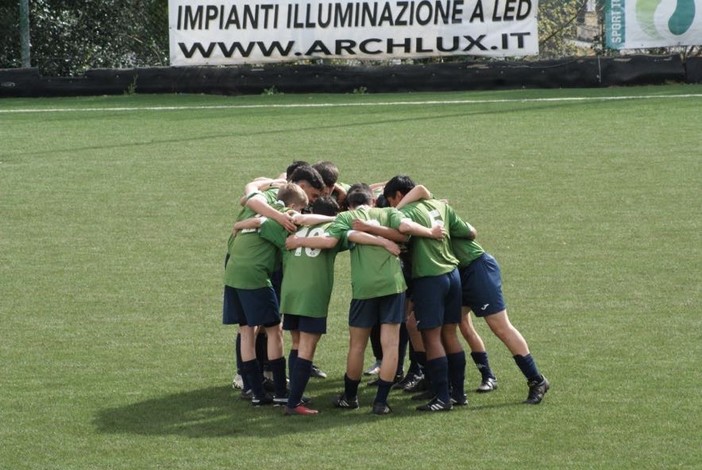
[1,93,701,114]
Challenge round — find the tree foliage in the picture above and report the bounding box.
[0,0,168,76]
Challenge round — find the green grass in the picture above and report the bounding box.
[1,85,701,469]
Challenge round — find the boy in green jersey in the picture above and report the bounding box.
[395,185,499,393]
[223,183,308,406]
[291,184,442,414]
[229,165,326,393]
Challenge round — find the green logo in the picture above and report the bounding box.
[636,0,696,37]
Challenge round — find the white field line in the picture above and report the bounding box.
[1,93,701,114]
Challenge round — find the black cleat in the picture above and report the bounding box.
[393,372,418,390]
[524,377,550,404]
[371,402,392,415]
[476,377,498,393]
[332,393,359,409]
[416,397,453,412]
[251,393,274,406]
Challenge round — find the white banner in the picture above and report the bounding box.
[606,0,702,49]
[169,0,539,66]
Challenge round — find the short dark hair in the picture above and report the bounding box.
[311,196,340,216]
[346,182,371,195]
[312,161,340,188]
[286,160,310,180]
[289,165,325,191]
[375,194,389,208]
[383,175,415,200]
[345,183,373,208]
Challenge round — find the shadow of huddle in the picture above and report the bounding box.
[92,381,382,438]
[93,380,523,437]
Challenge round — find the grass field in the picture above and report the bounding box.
[1,85,701,469]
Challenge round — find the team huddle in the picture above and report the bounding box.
[222,161,549,416]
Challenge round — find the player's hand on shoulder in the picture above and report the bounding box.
[274,211,297,232]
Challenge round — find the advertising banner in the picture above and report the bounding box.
[606,0,702,49]
[169,0,539,66]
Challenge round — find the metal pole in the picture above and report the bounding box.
[19,0,31,67]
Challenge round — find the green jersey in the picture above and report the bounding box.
[327,206,407,300]
[451,237,485,268]
[399,199,473,278]
[223,200,285,289]
[262,221,348,318]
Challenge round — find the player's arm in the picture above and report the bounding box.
[239,178,287,205]
[446,206,477,240]
[292,213,335,226]
[243,177,286,196]
[369,181,387,191]
[347,230,401,256]
[398,218,444,240]
[285,234,339,251]
[244,193,297,232]
[452,220,477,240]
[232,217,263,233]
[396,184,432,209]
[350,219,408,243]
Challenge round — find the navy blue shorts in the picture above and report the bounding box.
[459,253,506,317]
[222,285,281,327]
[282,313,327,334]
[412,268,462,330]
[349,292,406,328]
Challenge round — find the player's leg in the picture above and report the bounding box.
[441,270,467,406]
[371,293,404,414]
[364,323,382,375]
[460,308,497,392]
[484,310,549,403]
[285,328,322,415]
[264,322,287,399]
[402,304,428,393]
[332,325,370,409]
[476,253,548,404]
[287,327,300,378]
[413,274,453,411]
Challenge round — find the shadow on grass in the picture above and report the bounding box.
[94,379,525,438]
[10,101,584,159]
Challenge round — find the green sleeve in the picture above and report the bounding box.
[258,218,287,249]
[327,212,351,240]
[386,207,405,230]
[446,205,472,238]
